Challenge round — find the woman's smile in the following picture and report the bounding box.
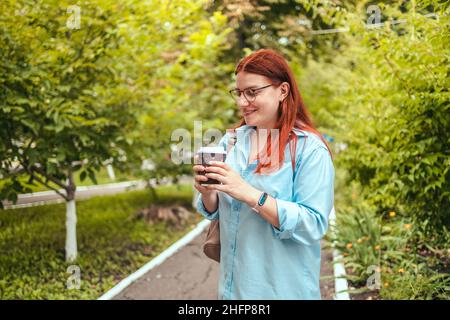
[243,108,258,117]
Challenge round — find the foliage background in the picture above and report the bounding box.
[0,0,448,299]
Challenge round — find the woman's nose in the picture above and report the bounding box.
[237,95,249,108]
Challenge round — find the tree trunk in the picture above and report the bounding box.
[106,163,116,181]
[237,17,250,50]
[65,199,77,262]
[65,170,77,262]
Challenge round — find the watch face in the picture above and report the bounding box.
[258,192,268,206]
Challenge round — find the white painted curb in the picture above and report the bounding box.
[3,180,146,209]
[97,219,211,300]
[16,180,145,199]
[3,176,194,209]
[329,207,351,300]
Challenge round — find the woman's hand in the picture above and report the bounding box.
[193,154,217,197]
[193,154,220,214]
[203,161,258,203]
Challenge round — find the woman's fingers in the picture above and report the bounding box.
[205,183,225,192]
[194,175,208,182]
[194,182,211,194]
[205,172,224,183]
[209,161,231,172]
[204,165,227,176]
[194,155,226,194]
[193,165,205,173]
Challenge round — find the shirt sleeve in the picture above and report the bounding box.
[195,192,219,220]
[272,144,335,245]
[194,132,230,221]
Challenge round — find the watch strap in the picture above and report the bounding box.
[251,192,268,213]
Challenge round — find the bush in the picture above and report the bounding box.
[334,3,450,232]
[329,169,450,299]
[298,2,449,232]
[298,2,450,299]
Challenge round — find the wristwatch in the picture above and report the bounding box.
[251,192,268,213]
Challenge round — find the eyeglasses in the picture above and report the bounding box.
[229,84,273,103]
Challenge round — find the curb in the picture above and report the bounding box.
[328,207,351,300]
[3,176,194,209]
[97,219,211,300]
[2,180,146,209]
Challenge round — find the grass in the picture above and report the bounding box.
[0,183,202,299]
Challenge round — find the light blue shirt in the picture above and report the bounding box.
[196,124,335,300]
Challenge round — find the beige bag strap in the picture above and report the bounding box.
[289,131,307,174]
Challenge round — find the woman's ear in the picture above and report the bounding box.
[279,82,290,102]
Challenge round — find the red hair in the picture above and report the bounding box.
[230,49,333,174]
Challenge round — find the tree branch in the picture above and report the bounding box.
[15,157,67,200]
[30,165,68,190]
[28,170,69,201]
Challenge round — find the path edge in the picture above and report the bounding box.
[329,207,351,300]
[97,219,211,300]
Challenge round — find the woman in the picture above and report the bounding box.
[193,49,334,300]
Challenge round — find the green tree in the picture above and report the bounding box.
[0,0,236,262]
[0,0,143,261]
[337,1,449,230]
[296,0,450,231]
[129,1,234,185]
[208,0,352,63]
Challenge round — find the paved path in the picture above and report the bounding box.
[112,229,335,300]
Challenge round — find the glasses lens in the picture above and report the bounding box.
[244,89,256,102]
[230,90,240,100]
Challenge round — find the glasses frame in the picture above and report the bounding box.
[228,84,273,103]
